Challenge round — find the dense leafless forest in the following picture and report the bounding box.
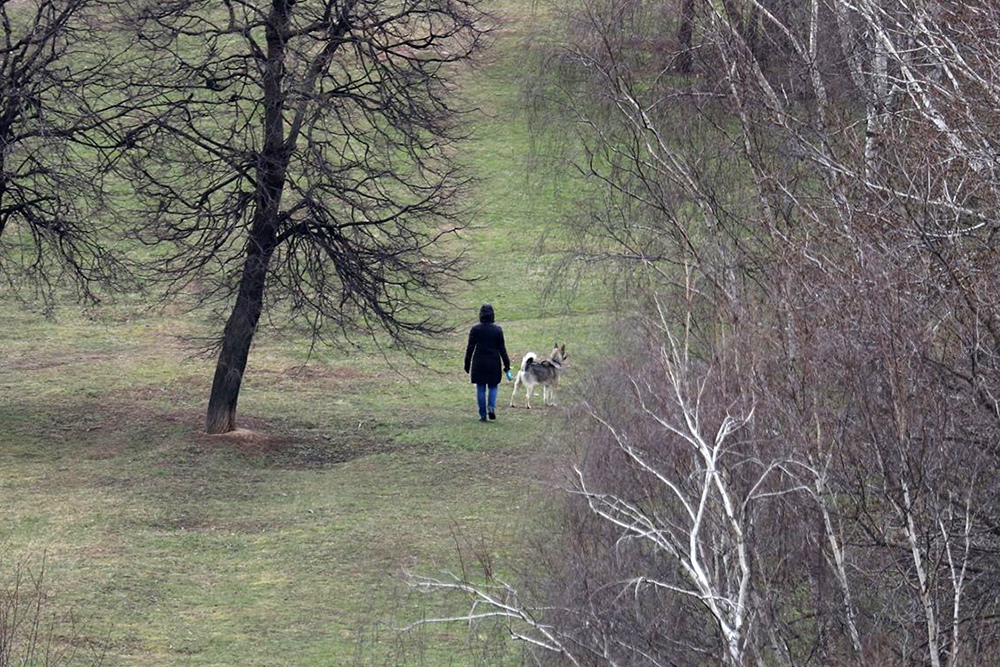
[419,1,1000,665]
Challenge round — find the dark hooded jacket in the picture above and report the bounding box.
[464,304,511,385]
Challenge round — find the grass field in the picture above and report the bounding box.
[0,2,610,666]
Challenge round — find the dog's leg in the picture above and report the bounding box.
[525,383,534,409]
[510,375,521,407]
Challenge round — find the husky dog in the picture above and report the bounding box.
[510,344,568,409]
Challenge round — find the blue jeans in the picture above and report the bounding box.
[475,384,498,420]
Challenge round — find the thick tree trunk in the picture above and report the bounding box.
[204,0,292,434]
[204,186,287,436]
[676,0,696,74]
[205,244,274,434]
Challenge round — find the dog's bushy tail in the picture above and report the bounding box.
[520,351,537,368]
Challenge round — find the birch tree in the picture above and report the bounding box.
[413,293,789,666]
[414,0,1000,664]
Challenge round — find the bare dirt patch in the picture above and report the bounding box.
[200,424,397,469]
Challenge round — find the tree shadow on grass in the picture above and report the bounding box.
[1,386,418,474]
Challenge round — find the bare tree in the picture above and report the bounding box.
[115,0,488,433]
[0,0,127,303]
[412,292,813,666]
[413,0,1000,664]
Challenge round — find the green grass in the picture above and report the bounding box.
[0,296,569,667]
[0,2,610,666]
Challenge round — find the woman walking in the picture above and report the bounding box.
[464,303,512,422]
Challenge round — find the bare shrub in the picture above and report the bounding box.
[414,0,1000,664]
[0,557,104,667]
